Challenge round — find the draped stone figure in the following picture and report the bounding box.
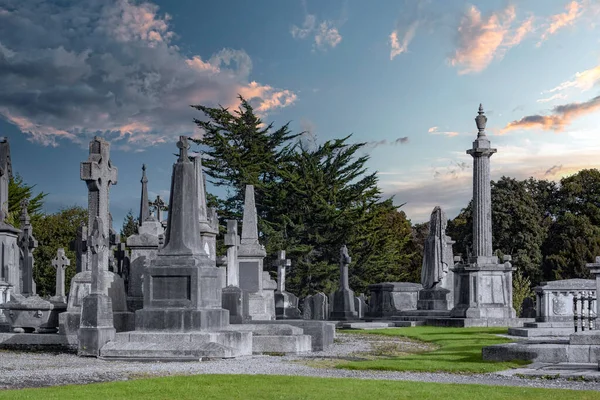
[421,206,453,290]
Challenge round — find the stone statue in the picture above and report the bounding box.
[421,206,453,290]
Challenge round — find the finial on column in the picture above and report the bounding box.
[475,104,487,137]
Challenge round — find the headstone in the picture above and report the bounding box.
[312,292,329,321]
[193,155,218,261]
[273,250,301,319]
[135,136,228,331]
[237,185,273,321]
[224,220,240,287]
[70,223,88,273]
[78,216,116,356]
[354,294,368,319]
[138,164,150,225]
[50,248,69,303]
[330,245,358,320]
[451,105,516,320]
[418,206,455,311]
[126,213,163,312]
[302,295,313,320]
[17,199,37,297]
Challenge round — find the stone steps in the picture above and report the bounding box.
[100,341,237,361]
[252,335,311,354]
[508,327,574,337]
[337,321,424,330]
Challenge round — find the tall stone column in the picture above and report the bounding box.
[139,164,150,226]
[193,155,218,260]
[18,199,38,297]
[450,105,516,321]
[467,105,496,262]
[0,138,11,221]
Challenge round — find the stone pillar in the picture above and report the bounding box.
[78,217,116,357]
[275,250,291,293]
[330,245,358,320]
[0,138,11,221]
[139,164,150,226]
[51,248,69,303]
[71,223,88,273]
[18,199,38,297]
[224,220,240,287]
[450,105,516,320]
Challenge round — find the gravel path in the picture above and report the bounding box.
[1,333,600,392]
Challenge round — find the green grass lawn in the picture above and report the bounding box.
[335,326,527,373]
[1,374,599,400]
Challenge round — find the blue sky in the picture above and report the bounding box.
[2,0,600,228]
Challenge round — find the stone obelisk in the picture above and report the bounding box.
[139,164,150,225]
[450,105,516,320]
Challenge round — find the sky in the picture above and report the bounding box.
[1,0,600,228]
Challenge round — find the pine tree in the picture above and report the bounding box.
[120,209,138,240]
[7,174,47,227]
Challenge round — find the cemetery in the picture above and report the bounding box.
[2,102,600,400]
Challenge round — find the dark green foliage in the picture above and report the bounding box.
[31,206,87,297]
[120,209,138,241]
[6,175,47,227]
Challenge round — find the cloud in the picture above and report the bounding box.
[544,64,600,94]
[536,93,568,103]
[389,21,419,60]
[427,126,460,137]
[503,95,600,132]
[545,164,563,176]
[290,6,343,52]
[537,1,582,46]
[449,5,534,74]
[0,0,297,148]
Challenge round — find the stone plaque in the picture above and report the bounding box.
[239,261,261,292]
[151,275,191,300]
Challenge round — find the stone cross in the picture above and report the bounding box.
[339,245,351,291]
[150,195,167,223]
[18,199,38,296]
[224,219,240,286]
[81,136,117,270]
[70,222,88,273]
[52,248,70,300]
[466,105,497,260]
[273,250,291,292]
[139,164,150,225]
[114,242,128,278]
[177,136,190,161]
[88,216,108,295]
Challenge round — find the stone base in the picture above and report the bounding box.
[135,308,229,331]
[331,289,358,320]
[222,286,249,324]
[126,297,143,313]
[508,321,575,338]
[245,291,275,321]
[417,288,452,311]
[275,291,301,320]
[78,293,116,357]
[0,296,67,334]
[0,332,77,352]
[391,315,533,327]
[251,320,335,351]
[100,330,252,360]
[224,323,311,354]
[59,310,134,336]
[367,282,422,317]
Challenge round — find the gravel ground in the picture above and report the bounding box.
[1,333,600,392]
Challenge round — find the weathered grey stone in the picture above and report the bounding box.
[0,295,66,333]
[312,292,329,320]
[0,221,19,298]
[222,285,248,324]
[331,245,358,320]
[139,164,150,225]
[252,319,335,351]
[50,248,69,303]
[135,137,227,332]
[193,155,218,261]
[149,195,168,226]
[0,137,11,221]
[451,105,515,319]
[251,335,311,354]
[100,341,238,360]
[273,250,301,319]
[18,199,37,296]
[79,217,116,357]
[535,278,596,323]
[224,220,240,287]
[70,223,88,274]
[367,282,422,317]
[302,295,312,320]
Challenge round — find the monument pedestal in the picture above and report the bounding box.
[59,270,134,336]
[418,288,452,311]
[330,289,358,320]
[275,291,301,320]
[78,293,116,357]
[222,286,248,324]
[450,256,516,319]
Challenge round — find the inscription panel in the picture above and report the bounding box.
[151,275,191,301]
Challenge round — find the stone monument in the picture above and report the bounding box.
[138,164,150,226]
[222,219,248,324]
[79,216,116,356]
[274,250,301,319]
[0,137,11,220]
[18,199,37,296]
[451,105,516,320]
[50,248,69,304]
[418,206,455,311]
[59,136,133,338]
[193,155,218,261]
[330,245,358,320]
[238,185,275,321]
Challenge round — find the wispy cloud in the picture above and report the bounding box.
[427,126,460,137]
[0,0,296,148]
[537,93,568,103]
[543,64,600,94]
[537,1,582,46]
[502,95,600,132]
[389,21,419,60]
[290,8,343,52]
[364,137,409,149]
[449,5,534,74]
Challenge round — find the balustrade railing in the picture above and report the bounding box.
[573,291,597,331]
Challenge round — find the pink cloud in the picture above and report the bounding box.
[537,1,582,46]
[389,21,419,60]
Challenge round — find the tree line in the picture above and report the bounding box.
[6,95,600,303]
